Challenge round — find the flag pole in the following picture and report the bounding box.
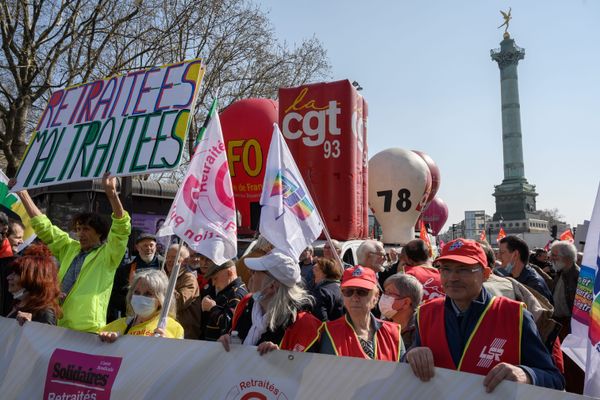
[156,237,184,333]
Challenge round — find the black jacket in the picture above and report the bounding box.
[310,279,344,322]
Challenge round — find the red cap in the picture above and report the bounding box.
[341,266,378,290]
[435,239,489,269]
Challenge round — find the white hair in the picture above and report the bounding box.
[551,241,577,263]
[126,269,176,318]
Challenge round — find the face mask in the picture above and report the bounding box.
[503,262,514,275]
[252,291,263,302]
[378,294,398,319]
[131,295,158,318]
[552,261,565,271]
[12,288,26,300]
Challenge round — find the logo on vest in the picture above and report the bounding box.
[476,338,507,368]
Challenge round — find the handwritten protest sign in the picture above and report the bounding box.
[12,60,205,191]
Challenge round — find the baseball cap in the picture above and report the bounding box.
[341,266,378,290]
[135,232,157,244]
[204,260,235,279]
[244,251,301,288]
[435,239,489,269]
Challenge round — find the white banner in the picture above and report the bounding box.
[158,103,237,264]
[0,317,591,400]
[12,60,205,191]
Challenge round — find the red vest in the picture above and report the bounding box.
[231,295,321,352]
[279,311,322,352]
[324,314,402,361]
[418,296,523,375]
[404,265,444,302]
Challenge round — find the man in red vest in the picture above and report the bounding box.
[406,238,564,392]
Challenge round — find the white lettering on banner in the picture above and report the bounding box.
[282,87,341,159]
[0,318,586,400]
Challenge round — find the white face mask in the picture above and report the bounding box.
[12,288,26,300]
[130,295,158,318]
[378,294,398,319]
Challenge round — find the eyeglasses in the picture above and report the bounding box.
[384,292,408,301]
[438,266,482,277]
[369,251,386,258]
[341,288,370,297]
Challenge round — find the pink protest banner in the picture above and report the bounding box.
[43,348,122,400]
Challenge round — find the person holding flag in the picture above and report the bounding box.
[218,251,321,354]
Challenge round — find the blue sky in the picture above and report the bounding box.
[261,0,600,232]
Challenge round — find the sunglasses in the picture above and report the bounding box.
[341,288,370,297]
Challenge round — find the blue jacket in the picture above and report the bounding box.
[496,264,554,304]
[411,287,564,390]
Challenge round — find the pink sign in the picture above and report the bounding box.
[44,348,122,400]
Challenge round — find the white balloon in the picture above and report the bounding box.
[369,148,432,245]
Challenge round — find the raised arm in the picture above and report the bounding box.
[103,173,125,219]
[16,190,42,218]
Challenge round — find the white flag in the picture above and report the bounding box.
[259,124,323,261]
[157,104,237,264]
[561,182,600,397]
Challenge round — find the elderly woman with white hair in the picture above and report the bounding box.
[218,251,321,354]
[99,269,184,341]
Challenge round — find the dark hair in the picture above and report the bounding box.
[404,239,430,264]
[476,240,496,269]
[8,219,25,236]
[499,236,529,263]
[0,211,8,226]
[11,244,62,318]
[70,213,109,241]
[317,257,343,280]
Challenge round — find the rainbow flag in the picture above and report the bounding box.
[270,171,315,221]
[561,183,600,397]
[259,124,322,261]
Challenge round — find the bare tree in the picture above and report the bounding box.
[0,0,330,178]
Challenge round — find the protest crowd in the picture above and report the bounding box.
[0,177,588,394]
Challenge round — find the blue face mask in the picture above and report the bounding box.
[503,262,514,275]
[252,291,263,302]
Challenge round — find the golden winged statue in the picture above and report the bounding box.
[498,8,512,35]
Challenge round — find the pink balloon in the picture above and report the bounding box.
[412,150,441,206]
[422,197,449,236]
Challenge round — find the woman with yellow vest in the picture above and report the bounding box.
[320,265,404,361]
[99,269,183,340]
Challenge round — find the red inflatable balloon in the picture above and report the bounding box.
[422,197,449,236]
[220,98,278,234]
[412,150,441,207]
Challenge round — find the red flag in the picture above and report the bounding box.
[420,221,433,257]
[559,229,574,242]
[497,227,506,242]
[479,230,487,242]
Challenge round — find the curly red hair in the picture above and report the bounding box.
[11,244,62,318]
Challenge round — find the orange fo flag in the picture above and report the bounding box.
[480,230,487,242]
[559,229,574,242]
[497,227,506,242]
[420,221,433,257]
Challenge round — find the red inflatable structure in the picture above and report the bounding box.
[279,80,369,240]
[220,98,277,234]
